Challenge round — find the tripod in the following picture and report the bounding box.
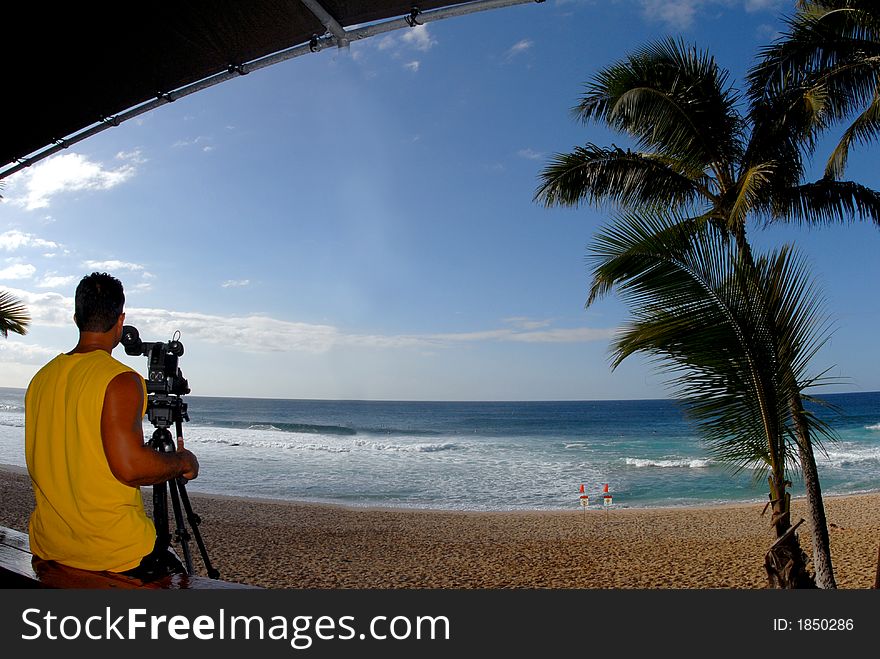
[146,395,219,579]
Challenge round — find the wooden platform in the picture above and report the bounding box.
[0,526,257,589]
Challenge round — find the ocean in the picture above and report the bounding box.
[1,387,878,511]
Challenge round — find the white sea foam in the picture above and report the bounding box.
[822,444,880,467]
[182,425,460,455]
[350,439,459,453]
[625,457,712,469]
[865,423,880,431]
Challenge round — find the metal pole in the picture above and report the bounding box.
[300,0,350,48]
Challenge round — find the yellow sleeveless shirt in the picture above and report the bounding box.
[25,350,156,572]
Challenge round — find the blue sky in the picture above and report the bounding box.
[1,0,878,400]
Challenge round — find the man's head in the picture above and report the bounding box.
[74,272,125,333]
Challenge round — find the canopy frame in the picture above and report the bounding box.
[1,0,542,181]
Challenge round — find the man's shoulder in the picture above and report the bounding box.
[106,370,143,395]
[87,350,139,376]
[27,353,66,389]
[102,355,143,392]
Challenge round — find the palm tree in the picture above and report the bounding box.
[535,38,879,587]
[748,1,880,180]
[589,211,834,588]
[750,0,880,590]
[0,182,28,339]
[0,290,29,337]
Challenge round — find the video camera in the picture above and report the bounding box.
[120,325,190,431]
[121,325,190,396]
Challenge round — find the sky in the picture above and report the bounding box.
[1,0,878,401]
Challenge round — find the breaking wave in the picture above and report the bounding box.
[625,457,712,469]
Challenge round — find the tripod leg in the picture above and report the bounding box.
[172,418,219,579]
[153,481,171,551]
[176,480,220,579]
[167,478,195,574]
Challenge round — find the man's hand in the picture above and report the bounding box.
[176,438,199,481]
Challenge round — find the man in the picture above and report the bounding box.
[25,272,199,579]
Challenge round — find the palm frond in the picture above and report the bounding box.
[745,81,824,171]
[586,210,709,305]
[0,291,30,337]
[770,178,880,227]
[575,37,745,173]
[824,89,880,177]
[727,163,776,231]
[534,144,705,210]
[749,2,880,103]
[588,212,835,476]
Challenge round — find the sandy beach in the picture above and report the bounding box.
[1,464,877,589]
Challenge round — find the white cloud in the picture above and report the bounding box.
[5,284,617,354]
[640,0,699,28]
[639,0,782,29]
[5,152,138,210]
[173,136,212,149]
[517,148,545,161]
[404,61,420,73]
[36,273,77,289]
[0,341,60,365]
[505,39,534,60]
[504,317,553,330]
[2,287,73,326]
[126,308,341,354]
[0,230,59,252]
[377,35,396,51]
[116,149,146,164]
[755,22,779,40]
[82,260,145,273]
[221,279,251,288]
[744,0,782,12]
[506,327,617,343]
[0,263,36,280]
[416,326,617,346]
[401,25,437,52]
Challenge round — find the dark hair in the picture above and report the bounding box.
[74,272,125,332]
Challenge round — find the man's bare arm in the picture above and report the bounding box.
[101,372,199,487]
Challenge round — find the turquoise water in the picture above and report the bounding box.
[1,387,877,510]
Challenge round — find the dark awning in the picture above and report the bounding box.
[2,0,538,178]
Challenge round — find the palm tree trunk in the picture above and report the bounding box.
[790,394,837,588]
[732,229,822,590]
[764,473,814,588]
